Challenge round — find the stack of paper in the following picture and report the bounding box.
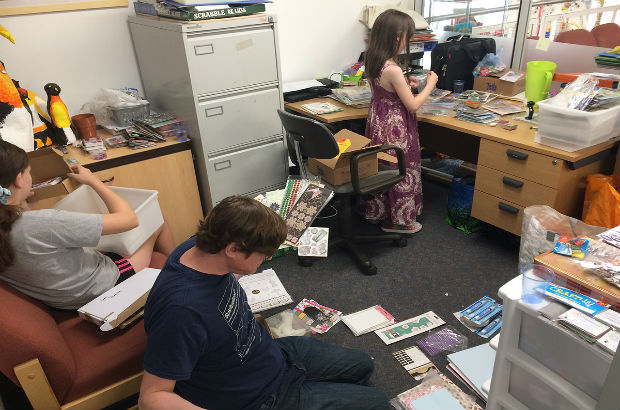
[237,269,293,313]
[342,305,395,336]
[330,85,371,108]
[446,343,496,402]
[300,101,343,115]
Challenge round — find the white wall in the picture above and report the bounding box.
[1,0,397,115]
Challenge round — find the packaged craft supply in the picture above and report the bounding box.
[415,326,468,356]
[553,236,590,259]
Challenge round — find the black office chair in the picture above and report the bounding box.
[278,109,408,275]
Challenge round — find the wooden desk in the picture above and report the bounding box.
[285,98,618,235]
[36,140,204,245]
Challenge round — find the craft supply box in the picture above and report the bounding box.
[54,185,164,255]
[307,129,378,186]
[473,69,526,97]
[28,148,78,201]
[535,100,620,152]
[534,249,620,311]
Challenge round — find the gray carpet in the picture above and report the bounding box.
[0,178,521,410]
[259,178,521,404]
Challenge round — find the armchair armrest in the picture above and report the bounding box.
[350,145,406,195]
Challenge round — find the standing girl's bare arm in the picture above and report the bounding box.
[66,165,139,235]
[383,66,439,113]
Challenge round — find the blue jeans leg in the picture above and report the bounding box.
[270,337,390,410]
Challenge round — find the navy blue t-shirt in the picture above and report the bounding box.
[143,237,285,410]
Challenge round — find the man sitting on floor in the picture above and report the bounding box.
[139,196,390,410]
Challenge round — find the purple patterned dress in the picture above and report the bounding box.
[361,64,423,226]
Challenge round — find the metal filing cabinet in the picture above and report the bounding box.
[128,14,288,210]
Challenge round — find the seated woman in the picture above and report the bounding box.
[0,140,174,309]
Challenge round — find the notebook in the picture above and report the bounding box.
[342,305,395,336]
[446,343,496,401]
[237,269,293,313]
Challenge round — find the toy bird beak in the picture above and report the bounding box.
[0,24,15,44]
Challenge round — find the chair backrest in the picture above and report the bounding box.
[591,23,620,48]
[0,280,75,401]
[554,29,598,46]
[277,109,339,160]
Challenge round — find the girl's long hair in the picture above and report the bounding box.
[365,9,416,79]
[0,140,28,272]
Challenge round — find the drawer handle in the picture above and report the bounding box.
[101,176,115,183]
[502,176,523,188]
[205,106,224,117]
[506,149,528,161]
[214,160,231,171]
[498,202,519,214]
[195,44,214,55]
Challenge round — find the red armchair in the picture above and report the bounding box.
[0,252,166,410]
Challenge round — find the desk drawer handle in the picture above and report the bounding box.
[205,106,224,117]
[498,202,519,214]
[506,149,528,161]
[101,176,115,183]
[195,44,214,55]
[502,176,523,188]
[214,160,231,171]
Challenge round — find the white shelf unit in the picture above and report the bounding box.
[128,15,288,210]
[487,276,619,410]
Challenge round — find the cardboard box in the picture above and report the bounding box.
[78,267,161,331]
[535,246,620,311]
[473,69,526,97]
[307,129,378,186]
[28,148,77,201]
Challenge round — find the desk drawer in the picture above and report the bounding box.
[472,190,524,235]
[479,140,562,188]
[476,165,557,207]
[198,87,282,154]
[187,26,278,95]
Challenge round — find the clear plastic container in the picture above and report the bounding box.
[110,101,150,127]
[536,99,620,151]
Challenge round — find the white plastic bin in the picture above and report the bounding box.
[53,185,164,255]
[535,100,620,152]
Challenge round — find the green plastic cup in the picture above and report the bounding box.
[525,61,557,103]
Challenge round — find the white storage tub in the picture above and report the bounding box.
[535,99,620,152]
[53,185,164,255]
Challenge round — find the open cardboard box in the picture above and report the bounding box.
[307,129,380,186]
[78,267,161,331]
[473,69,526,97]
[28,148,78,201]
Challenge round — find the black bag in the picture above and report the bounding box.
[430,35,496,91]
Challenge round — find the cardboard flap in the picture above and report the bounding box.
[28,148,72,183]
[488,69,525,80]
[313,129,371,168]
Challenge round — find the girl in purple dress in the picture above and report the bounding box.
[361,9,438,234]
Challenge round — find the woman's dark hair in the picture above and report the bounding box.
[364,9,416,79]
[196,196,287,257]
[0,140,29,272]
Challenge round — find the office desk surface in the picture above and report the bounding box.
[285,97,619,163]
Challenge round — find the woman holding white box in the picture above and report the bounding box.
[0,140,174,309]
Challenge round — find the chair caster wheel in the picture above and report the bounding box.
[298,257,314,267]
[361,263,378,276]
[393,238,408,247]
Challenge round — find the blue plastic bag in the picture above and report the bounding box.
[445,174,481,234]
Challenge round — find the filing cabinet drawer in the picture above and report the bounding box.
[478,139,562,188]
[187,27,278,95]
[198,87,282,153]
[207,140,287,204]
[475,164,557,207]
[472,190,524,235]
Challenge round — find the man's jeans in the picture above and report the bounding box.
[259,336,390,410]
